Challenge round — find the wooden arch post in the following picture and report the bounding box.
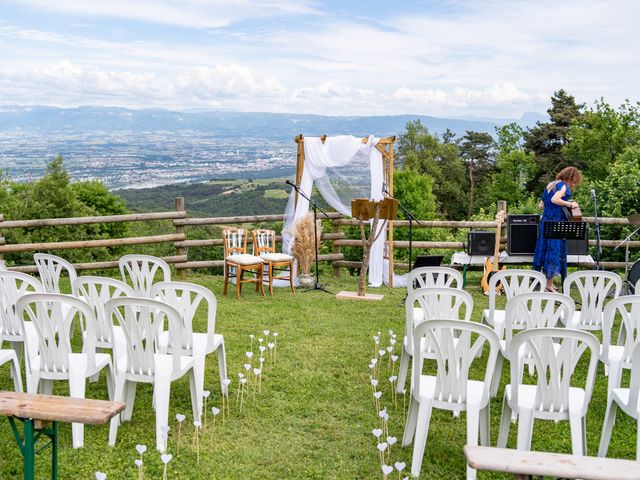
[293,135,396,287]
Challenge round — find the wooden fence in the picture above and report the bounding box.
[0,197,636,275]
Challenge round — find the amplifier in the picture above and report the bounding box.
[468,231,495,256]
[507,214,540,255]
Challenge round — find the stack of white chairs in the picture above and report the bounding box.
[17,293,114,448]
[403,319,500,479]
[563,270,622,331]
[106,297,199,452]
[497,328,599,456]
[152,281,228,417]
[397,287,473,393]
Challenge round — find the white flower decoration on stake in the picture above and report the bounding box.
[192,420,201,464]
[211,406,220,433]
[202,390,210,429]
[134,458,144,480]
[222,378,231,419]
[95,472,107,480]
[263,329,270,337]
[160,453,172,480]
[272,332,278,363]
[381,464,393,479]
[175,414,185,456]
[249,334,255,350]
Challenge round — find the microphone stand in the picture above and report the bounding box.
[383,187,422,271]
[286,181,332,294]
[592,191,602,269]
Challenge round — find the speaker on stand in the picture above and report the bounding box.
[507,214,539,255]
[467,231,495,256]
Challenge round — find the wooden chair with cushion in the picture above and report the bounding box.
[222,227,265,299]
[252,229,295,295]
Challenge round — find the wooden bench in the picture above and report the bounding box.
[464,446,640,480]
[0,391,125,480]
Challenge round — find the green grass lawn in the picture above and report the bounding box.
[0,271,636,479]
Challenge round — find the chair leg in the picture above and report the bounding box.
[410,398,434,478]
[188,369,199,422]
[123,381,137,421]
[269,263,274,296]
[289,261,296,293]
[569,410,585,456]
[9,354,23,392]
[223,263,229,295]
[109,375,127,447]
[153,376,171,452]
[598,399,618,457]
[479,404,490,446]
[402,395,420,447]
[68,369,88,448]
[217,341,228,396]
[516,408,534,451]
[259,265,265,296]
[467,406,480,480]
[192,347,206,418]
[396,346,410,394]
[490,355,503,398]
[497,392,512,448]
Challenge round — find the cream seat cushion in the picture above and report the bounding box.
[226,254,263,266]
[261,253,294,262]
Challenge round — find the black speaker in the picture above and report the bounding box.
[468,231,495,256]
[507,214,540,255]
[567,224,589,255]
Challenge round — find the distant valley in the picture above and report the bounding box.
[0,106,546,189]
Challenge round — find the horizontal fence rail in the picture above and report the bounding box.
[0,197,636,276]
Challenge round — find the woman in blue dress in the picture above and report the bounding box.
[532,166,583,292]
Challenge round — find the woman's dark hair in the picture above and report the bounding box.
[556,166,582,186]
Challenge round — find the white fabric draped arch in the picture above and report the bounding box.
[282,135,388,287]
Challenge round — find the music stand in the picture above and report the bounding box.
[543,221,588,241]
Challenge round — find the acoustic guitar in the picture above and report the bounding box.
[480,210,507,295]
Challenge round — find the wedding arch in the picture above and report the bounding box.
[282,134,397,287]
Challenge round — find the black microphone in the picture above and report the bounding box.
[591,189,596,199]
[285,179,295,187]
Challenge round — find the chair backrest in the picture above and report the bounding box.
[16,292,98,373]
[222,227,248,256]
[487,269,545,324]
[73,276,135,345]
[0,271,44,337]
[33,253,78,293]
[405,287,473,353]
[105,297,183,377]
[252,229,276,256]
[563,270,622,329]
[508,328,599,417]
[601,296,640,369]
[503,292,576,344]
[412,319,500,409]
[151,281,217,352]
[118,254,171,297]
[406,267,463,292]
[0,260,6,270]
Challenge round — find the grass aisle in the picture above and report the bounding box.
[0,272,637,479]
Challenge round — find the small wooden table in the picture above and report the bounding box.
[464,446,640,480]
[0,391,125,480]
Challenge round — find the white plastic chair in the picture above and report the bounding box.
[151,281,228,417]
[598,341,640,459]
[106,297,198,452]
[599,296,640,403]
[497,327,599,455]
[397,287,473,394]
[119,254,171,298]
[402,319,500,479]
[0,271,44,372]
[17,292,114,448]
[34,253,78,293]
[490,292,576,396]
[72,276,135,350]
[481,269,545,330]
[563,270,622,331]
[407,267,463,292]
[0,292,23,392]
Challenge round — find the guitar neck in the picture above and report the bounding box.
[492,219,503,270]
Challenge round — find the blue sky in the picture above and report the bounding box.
[0,0,637,118]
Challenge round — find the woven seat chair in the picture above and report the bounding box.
[222,227,265,299]
[252,229,295,295]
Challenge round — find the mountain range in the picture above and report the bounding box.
[0,105,546,139]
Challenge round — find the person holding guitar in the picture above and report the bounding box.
[532,166,583,292]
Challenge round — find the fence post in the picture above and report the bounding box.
[175,197,186,278]
[0,213,5,262]
[332,218,342,278]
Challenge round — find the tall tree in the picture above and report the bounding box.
[524,89,584,190]
[458,130,495,218]
[397,120,467,219]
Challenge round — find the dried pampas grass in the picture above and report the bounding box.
[291,213,321,274]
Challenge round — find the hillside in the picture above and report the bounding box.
[118,179,290,217]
